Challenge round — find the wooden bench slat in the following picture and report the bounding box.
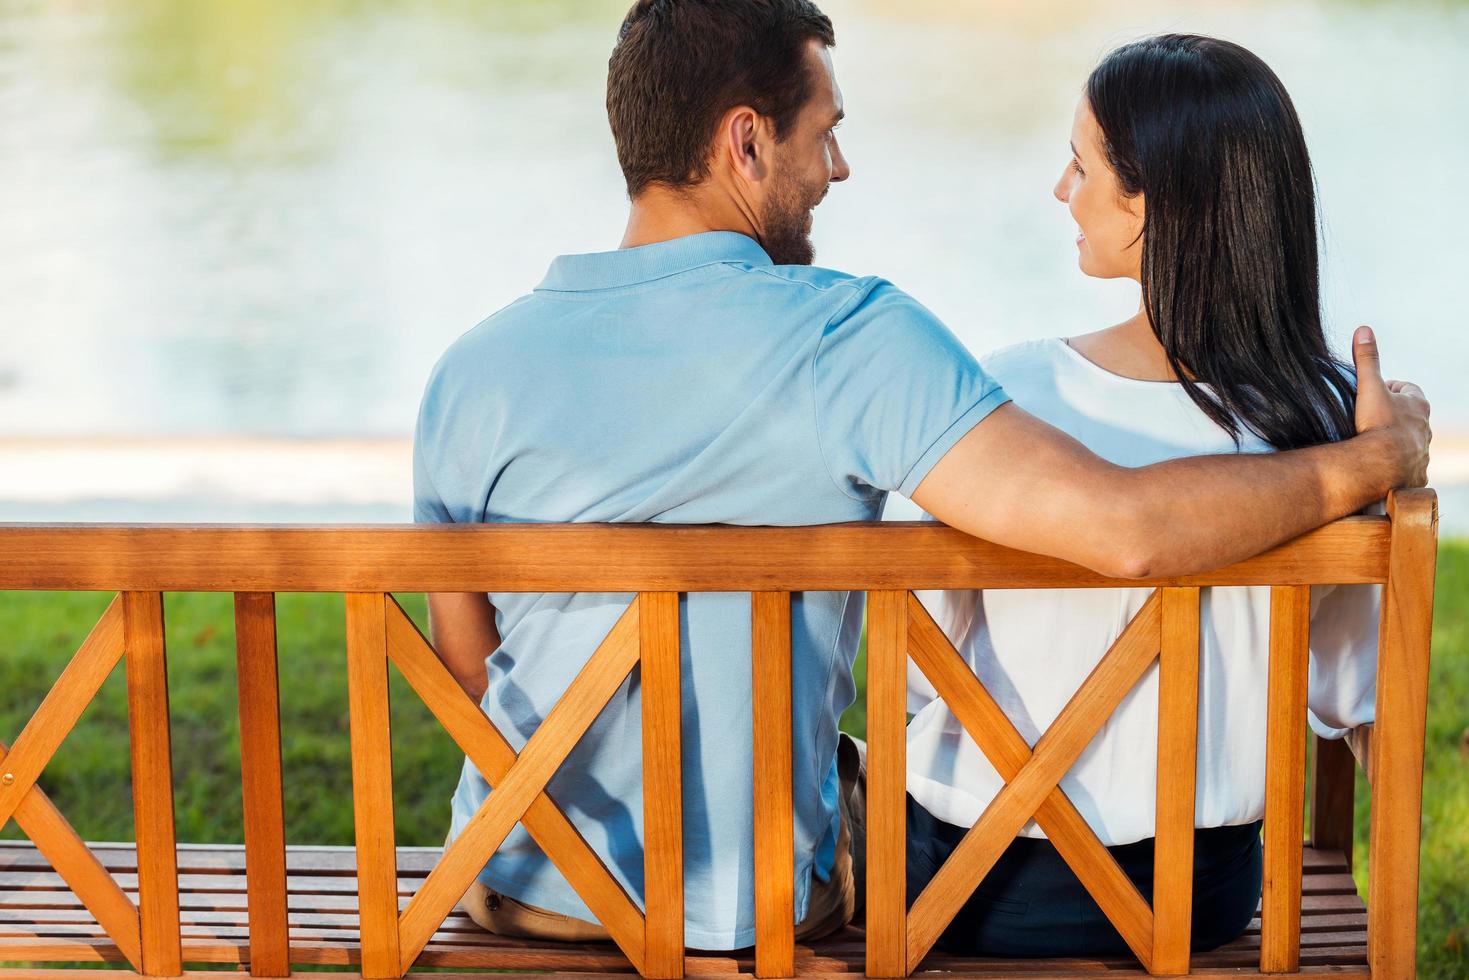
[640,591,685,980]
[0,915,1372,978]
[123,590,182,976]
[233,590,290,977]
[864,590,907,979]
[9,917,1380,942]
[0,864,1358,899]
[343,592,402,978]
[1261,585,1312,973]
[0,518,1391,593]
[1301,875,1364,896]
[0,834,1357,867]
[0,839,442,875]
[1309,734,1356,868]
[0,838,1353,880]
[1366,489,1437,978]
[0,871,456,894]
[1,924,1378,955]
[3,870,1367,916]
[0,975,1374,980]
[1153,587,1201,975]
[0,934,1371,977]
[0,852,1379,980]
[752,591,795,979]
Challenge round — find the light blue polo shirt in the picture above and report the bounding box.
[413,231,1008,949]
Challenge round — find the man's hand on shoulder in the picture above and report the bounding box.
[1348,325,1430,493]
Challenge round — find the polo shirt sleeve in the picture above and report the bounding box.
[412,365,455,525]
[811,279,1009,499]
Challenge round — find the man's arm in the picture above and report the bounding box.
[427,592,500,702]
[912,327,1431,580]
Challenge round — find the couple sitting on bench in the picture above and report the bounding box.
[413,0,1430,960]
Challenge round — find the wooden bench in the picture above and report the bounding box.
[0,488,1438,979]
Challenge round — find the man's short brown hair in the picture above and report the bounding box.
[606,0,836,198]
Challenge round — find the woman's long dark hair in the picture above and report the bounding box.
[1086,34,1356,450]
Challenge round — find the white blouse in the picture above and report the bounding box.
[907,338,1379,846]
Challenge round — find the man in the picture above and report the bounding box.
[413,0,1429,952]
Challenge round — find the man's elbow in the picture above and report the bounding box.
[1096,542,1157,581]
[1085,503,1160,580]
[452,668,489,703]
[1102,533,1222,580]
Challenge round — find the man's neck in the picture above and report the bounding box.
[620,184,760,250]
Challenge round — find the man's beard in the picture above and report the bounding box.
[759,167,826,266]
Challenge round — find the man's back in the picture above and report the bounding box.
[413,231,1007,948]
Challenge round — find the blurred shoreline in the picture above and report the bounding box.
[1,435,1465,534]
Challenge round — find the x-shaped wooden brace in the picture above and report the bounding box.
[903,589,1167,974]
[0,596,144,972]
[346,592,653,977]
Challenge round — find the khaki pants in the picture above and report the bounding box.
[457,733,868,947]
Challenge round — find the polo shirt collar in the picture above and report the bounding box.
[536,231,772,292]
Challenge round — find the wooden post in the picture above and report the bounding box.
[866,590,907,978]
[752,592,795,978]
[1309,734,1357,869]
[345,592,403,979]
[123,590,182,977]
[234,592,291,976]
[1152,587,1199,976]
[641,592,684,979]
[1367,490,1437,979]
[1260,586,1310,973]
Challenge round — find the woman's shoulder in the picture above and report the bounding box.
[979,335,1129,409]
[978,337,1069,386]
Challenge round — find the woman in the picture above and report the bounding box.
[904,34,1380,957]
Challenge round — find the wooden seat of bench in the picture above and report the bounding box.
[0,839,1367,976]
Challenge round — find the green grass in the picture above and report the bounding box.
[0,592,456,849]
[2,543,1467,976]
[1408,541,1469,977]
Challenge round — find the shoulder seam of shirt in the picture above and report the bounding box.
[747,265,880,295]
[467,293,537,323]
[534,258,756,294]
[807,277,889,504]
[436,296,540,361]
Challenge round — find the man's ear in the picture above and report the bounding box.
[720,105,772,184]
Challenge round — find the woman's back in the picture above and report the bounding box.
[906,336,1380,847]
[900,33,1386,956]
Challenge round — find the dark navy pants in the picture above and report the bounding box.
[905,796,1263,958]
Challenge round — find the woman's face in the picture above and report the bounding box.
[1053,98,1145,281]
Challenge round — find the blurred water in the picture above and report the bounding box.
[0,0,1466,439]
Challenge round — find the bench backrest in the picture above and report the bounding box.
[0,488,1438,978]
